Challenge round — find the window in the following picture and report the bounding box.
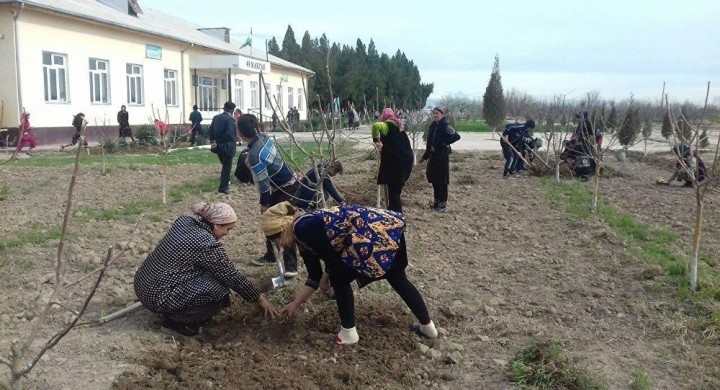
[199,77,218,110]
[264,83,271,109]
[43,52,69,102]
[250,81,259,108]
[164,69,178,106]
[89,58,109,104]
[287,87,294,109]
[126,64,144,105]
[297,88,304,110]
[275,85,282,110]
[234,79,244,109]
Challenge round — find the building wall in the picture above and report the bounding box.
[2,5,312,144]
[0,6,20,128]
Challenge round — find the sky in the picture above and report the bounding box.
[140,0,720,105]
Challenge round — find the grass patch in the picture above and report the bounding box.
[631,369,651,390]
[0,223,63,252]
[0,184,9,201]
[454,119,492,132]
[508,340,606,389]
[540,178,720,323]
[457,175,477,185]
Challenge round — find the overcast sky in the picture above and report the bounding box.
[142,0,719,105]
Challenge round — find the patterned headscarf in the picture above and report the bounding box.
[378,107,403,128]
[21,111,30,119]
[191,202,237,225]
[261,201,297,237]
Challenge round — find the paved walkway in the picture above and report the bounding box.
[3,126,717,161]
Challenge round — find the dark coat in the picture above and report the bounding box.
[209,112,237,157]
[422,118,460,184]
[377,121,414,185]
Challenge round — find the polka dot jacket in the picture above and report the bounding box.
[134,216,260,313]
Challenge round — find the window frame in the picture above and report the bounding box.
[42,51,70,103]
[164,68,178,107]
[126,63,144,106]
[89,58,110,105]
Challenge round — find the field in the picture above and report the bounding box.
[0,144,719,389]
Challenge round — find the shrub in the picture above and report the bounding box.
[509,341,606,389]
[102,138,119,154]
[135,125,158,146]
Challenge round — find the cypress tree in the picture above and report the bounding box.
[482,54,506,131]
[618,101,640,148]
[661,110,673,139]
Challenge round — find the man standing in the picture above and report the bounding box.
[189,105,203,146]
[209,101,237,194]
[237,113,299,278]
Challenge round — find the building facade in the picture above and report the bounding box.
[0,0,313,144]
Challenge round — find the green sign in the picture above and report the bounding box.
[145,44,162,60]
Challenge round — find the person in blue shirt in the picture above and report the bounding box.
[237,114,299,277]
[295,161,345,210]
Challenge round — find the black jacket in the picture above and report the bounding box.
[377,121,414,185]
[422,118,460,160]
[209,112,237,157]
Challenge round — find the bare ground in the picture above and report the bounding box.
[0,148,718,389]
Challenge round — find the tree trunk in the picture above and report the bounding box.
[690,190,703,291]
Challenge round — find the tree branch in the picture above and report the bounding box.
[18,248,112,379]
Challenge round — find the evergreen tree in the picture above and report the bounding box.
[482,54,506,131]
[281,25,301,63]
[618,100,640,148]
[267,37,280,56]
[661,110,673,139]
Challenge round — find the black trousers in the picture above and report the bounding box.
[502,146,515,175]
[217,152,233,192]
[329,240,430,329]
[386,183,405,213]
[432,183,448,204]
[262,182,300,270]
[190,125,202,144]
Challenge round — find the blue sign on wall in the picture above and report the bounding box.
[146,44,162,60]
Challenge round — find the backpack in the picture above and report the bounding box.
[234,149,254,184]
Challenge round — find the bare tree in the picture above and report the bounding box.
[0,120,112,390]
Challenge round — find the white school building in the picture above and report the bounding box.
[0,0,314,143]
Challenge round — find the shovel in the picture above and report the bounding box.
[271,242,292,289]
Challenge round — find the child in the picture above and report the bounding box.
[294,161,345,210]
[61,113,90,154]
[16,111,36,156]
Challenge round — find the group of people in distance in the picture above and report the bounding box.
[133,103,463,345]
[501,110,708,188]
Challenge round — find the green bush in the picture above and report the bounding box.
[135,125,158,146]
[102,138,119,154]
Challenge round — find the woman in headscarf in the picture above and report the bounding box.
[420,107,461,212]
[372,107,414,213]
[134,202,277,337]
[261,201,438,345]
[117,105,135,142]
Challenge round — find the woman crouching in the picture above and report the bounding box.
[261,201,438,345]
[134,202,276,337]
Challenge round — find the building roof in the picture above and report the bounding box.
[0,0,314,75]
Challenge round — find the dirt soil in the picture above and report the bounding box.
[0,148,719,389]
